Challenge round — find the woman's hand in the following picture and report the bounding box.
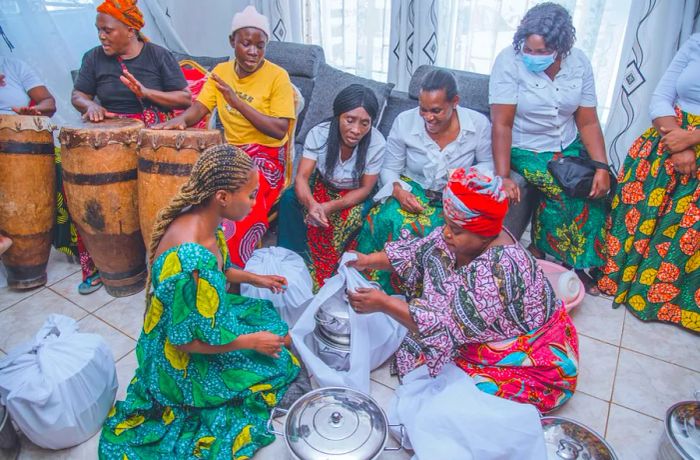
[248,331,285,358]
[210,73,240,110]
[347,287,390,314]
[152,116,188,130]
[501,177,521,203]
[12,106,42,116]
[660,126,697,153]
[345,250,371,271]
[252,274,288,294]
[393,187,425,213]
[305,201,329,227]
[589,169,611,199]
[120,68,146,99]
[82,102,115,122]
[670,149,697,176]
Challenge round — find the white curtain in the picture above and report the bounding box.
[604,0,700,170]
[0,0,190,125]
[301,0,392,81]
[387,0,438,91]
[253,0,303,43]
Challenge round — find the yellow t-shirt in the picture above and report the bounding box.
[197,60,296,147]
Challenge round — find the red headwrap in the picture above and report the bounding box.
[442,167,509,237]
[97,0,146,37]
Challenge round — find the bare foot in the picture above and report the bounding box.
[0,235,12,256]
[575,269,600,296]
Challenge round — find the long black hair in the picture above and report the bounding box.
[316,84,379,188]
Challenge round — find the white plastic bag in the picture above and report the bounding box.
[291,253,407,393]
[241,246,314,328]
[0,314,118,450]
[388,363,546,460]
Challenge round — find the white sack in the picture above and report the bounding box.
[389,363,547,460]
[291,253,407,393]
[241,246,314,328]
[0,314,118,450]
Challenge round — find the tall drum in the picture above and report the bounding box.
[0,115,56,289]
[59,119,145,297]
[137,129,222,245]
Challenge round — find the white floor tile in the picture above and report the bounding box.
[551,391,610,436]
[371,358,399,390]
[93,292,146,340]
[576,335,619,401]
[612,349,700,420]
[0,285,45,314]
[114,350,139,402]
[569,294,625,345]
[0,289,88,353]
[50,272,116,313]
[77,315,135,362]
[622,312,700,373]
[45,250,80,287]
[605,404,664,460]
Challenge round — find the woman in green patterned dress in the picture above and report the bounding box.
[99,144,300,459]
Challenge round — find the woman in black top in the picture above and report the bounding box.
[71,0,190,125]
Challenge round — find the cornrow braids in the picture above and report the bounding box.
[145,144,254,302]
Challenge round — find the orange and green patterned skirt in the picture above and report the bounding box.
[596,108,700,333]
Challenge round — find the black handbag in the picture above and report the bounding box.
[547,156,617,198]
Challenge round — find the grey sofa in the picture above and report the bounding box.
[176,41,535,240]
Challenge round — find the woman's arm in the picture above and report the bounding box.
[490,104,519,201]
[152,101,210,130]
[294,157,318,210]
[348,250,393,272]
[574,106,611,198]
[347,288,418,333]
[12,86,56,117]
[176,331,285,357]
[224,267,287,293]
[323,173,379,214]
[119,69,191,110]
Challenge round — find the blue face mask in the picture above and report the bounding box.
[521,51,557,73]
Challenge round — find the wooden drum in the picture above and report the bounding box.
[137,129,222,245]
[0,115,56,289]
[59,119,145,297]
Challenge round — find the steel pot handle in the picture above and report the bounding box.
[266,407,288,437]
[694,389,699,401]
[385,424,405,451]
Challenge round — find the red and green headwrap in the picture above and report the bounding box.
[442,167,509,237]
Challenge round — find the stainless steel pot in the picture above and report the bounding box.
[313,282,382,347]
[658,392,700,460]
[312,326,351,371]
[267,386,404,460]
[541,416,617,460]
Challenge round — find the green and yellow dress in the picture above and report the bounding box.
[99,230,300,459]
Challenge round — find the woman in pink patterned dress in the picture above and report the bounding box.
[348,167,579,413]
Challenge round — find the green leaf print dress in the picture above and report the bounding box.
[99,229,300,459]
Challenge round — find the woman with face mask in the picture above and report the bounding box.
[489,2,610,295]
[277,84,385,289]
[356,69,493,295]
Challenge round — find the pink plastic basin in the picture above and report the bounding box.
[535,259,585,311]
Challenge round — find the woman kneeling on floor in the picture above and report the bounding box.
[99,145,299,459]
[278,84,385,289]
[348,167,579,413]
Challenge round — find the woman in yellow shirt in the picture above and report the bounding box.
[155,6,296,267]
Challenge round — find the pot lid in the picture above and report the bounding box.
[318,292,351,321]
[284,387,387,460]
[315,325,351,348]
[541,417,617,460]
[666,400,700,460]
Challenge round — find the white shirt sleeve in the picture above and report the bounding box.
[648,37,693,120]
[380,115,408,187]
[301,123,327,162]
[472,114,494,171]
[489,49,519,105]
[579,52,597,108]
[363,128,386,175]
[15,58,44,92]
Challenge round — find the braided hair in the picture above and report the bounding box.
[145,144,253,298]
[512,2,576,58]
[311,84,379,189]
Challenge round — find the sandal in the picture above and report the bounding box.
[78,272,103,295]
[575,269,600,296]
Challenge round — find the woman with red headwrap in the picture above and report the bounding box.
[348,167,579,413]
[69,0,191,294]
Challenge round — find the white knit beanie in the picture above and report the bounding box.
[230,5,270,38]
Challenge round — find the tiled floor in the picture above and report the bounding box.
[1,249,698,460]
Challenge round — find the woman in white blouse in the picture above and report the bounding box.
[278,84,385,288]
[489,2,610,295]
[356,68,493,294]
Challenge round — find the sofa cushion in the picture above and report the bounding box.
[377,90,417,138]
[297,63,395,146]
[265,41,325,78]
[408,65,490,117]
[170,52,229,71]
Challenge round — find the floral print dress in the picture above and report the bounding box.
[99,230,299,459]
[385,227,580,413]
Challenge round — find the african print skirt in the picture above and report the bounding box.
[222,143,285,268]
[454,307,579,414]
[596,108,700,332]
[510,138,607,269]
[356,177,444,295]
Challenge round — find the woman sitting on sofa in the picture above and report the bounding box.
[278,84,385,289]
[348,167,579,414]
[356,69,493,294]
